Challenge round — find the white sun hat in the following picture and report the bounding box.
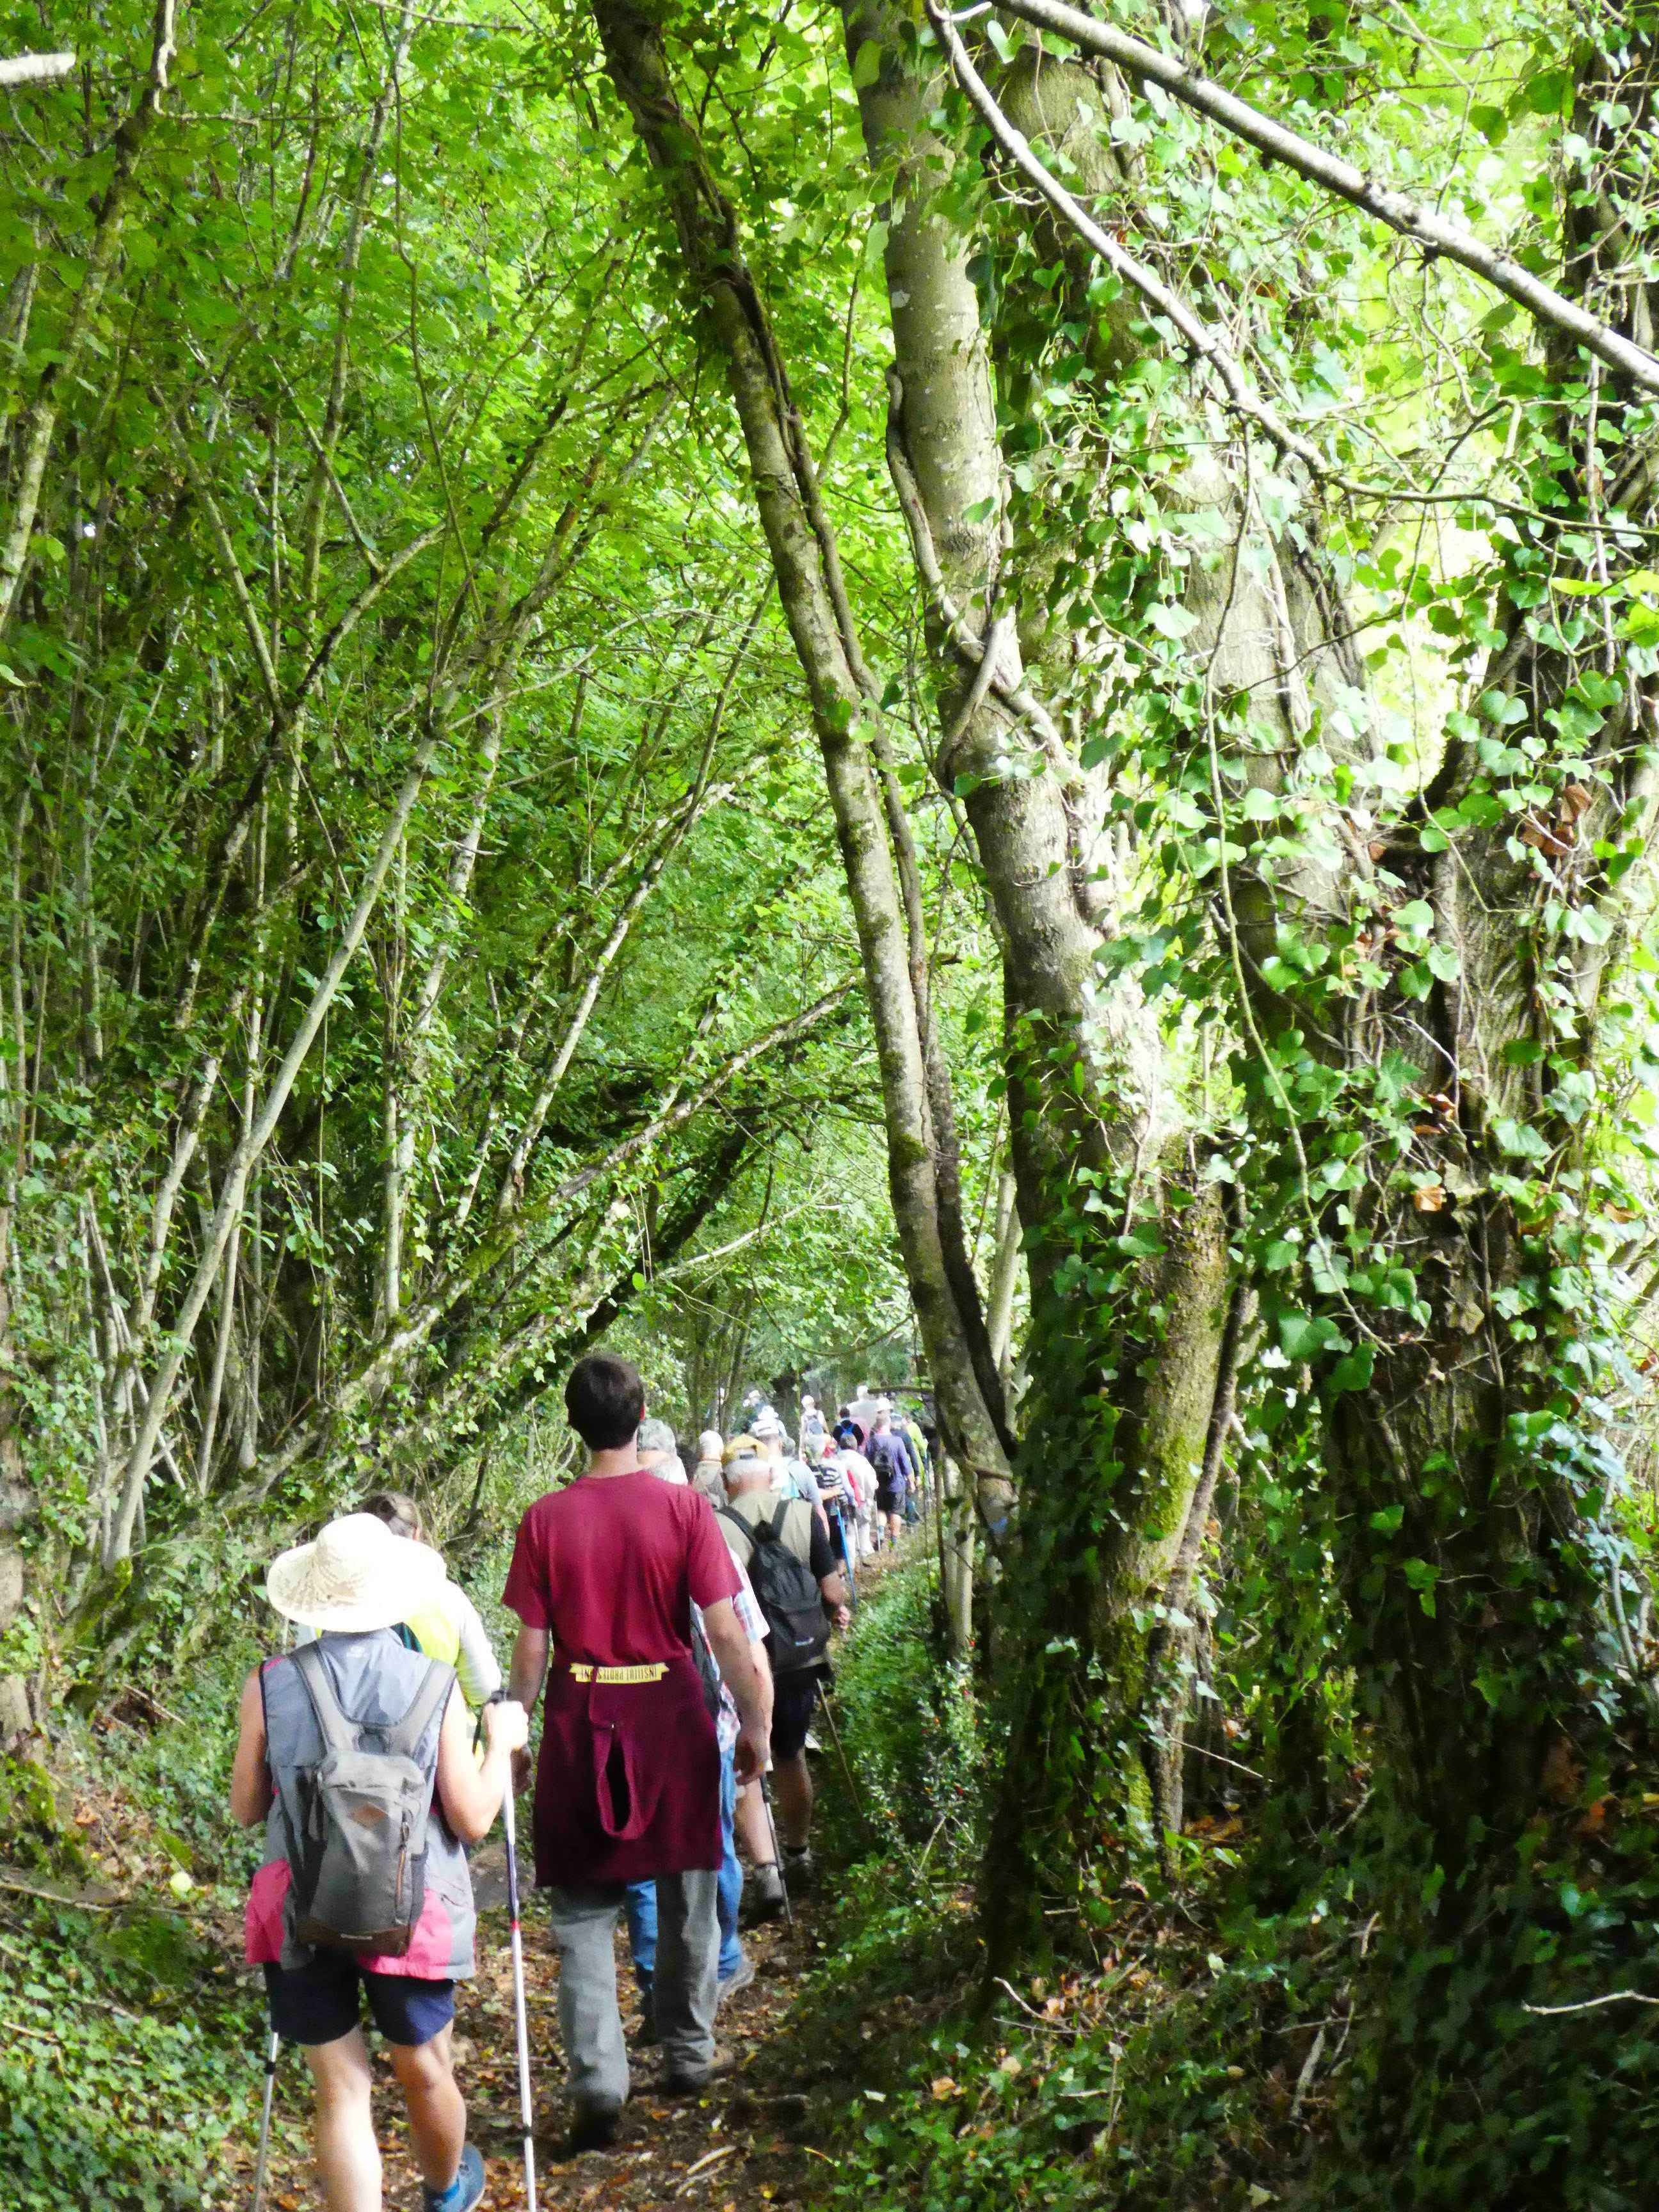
[265,1512,446,1633]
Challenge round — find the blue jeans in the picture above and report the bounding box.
[626,1745,744,1987]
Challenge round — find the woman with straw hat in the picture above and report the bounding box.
[230,1512,527,2212]
[354,1489,502,1708]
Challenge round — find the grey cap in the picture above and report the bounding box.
[637,1416,678,1455]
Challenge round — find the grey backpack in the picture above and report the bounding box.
[287,1642,454,1956]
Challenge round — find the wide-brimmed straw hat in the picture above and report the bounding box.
[266,1512,446,1632]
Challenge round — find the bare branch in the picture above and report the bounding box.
[109,719,447,1558]
[0,0,177,629]
[0,51,76,86]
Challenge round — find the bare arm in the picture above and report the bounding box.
[453,1589,504,1704]
[229,1666,271,1827]
[507,1624,551,1715]
[435,1688,527,1846]
[819,1567,849,1610]
[702,1595,771,1779]
[505,1624,550,1793]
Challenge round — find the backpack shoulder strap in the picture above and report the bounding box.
[387,1659,454,1759]
[290,1640,358,1757]
[770,1500,794,1545]
[717,1505,757,1559]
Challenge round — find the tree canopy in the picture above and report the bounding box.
[7,0,1659,2200]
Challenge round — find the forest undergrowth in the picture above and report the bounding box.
[0,1541,1344,2212]
[5,1541,1659,2212]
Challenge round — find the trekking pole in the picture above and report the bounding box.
[757,1771,794,1930]
[494,1708,539,2212]
[817,1688,881,1854]
[252,1620,295,2212]
[250,2028,280,2212]
[837,1509,859,1612]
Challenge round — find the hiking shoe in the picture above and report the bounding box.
[784,1845,817,1889]
[566,2101,623,2154]
[664,2042,735,2096]
[632,1987,659,2044]
[423,2143,485,2212]
[741,1863,787,1926]
[717,1953,757,2005]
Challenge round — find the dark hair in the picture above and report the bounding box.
[565,1352,646,1450]
[358,1489,421,1537]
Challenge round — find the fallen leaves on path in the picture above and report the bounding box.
[250,1850,833,2209]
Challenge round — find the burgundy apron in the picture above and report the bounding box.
[533,1651,721,1888]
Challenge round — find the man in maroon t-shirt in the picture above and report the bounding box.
[504,1352,768,2148]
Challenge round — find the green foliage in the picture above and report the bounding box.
[0,1894,262,2212]
[0,1670,270,2210]
[816,1562,985,1874]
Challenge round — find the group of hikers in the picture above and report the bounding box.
[230,1355,933,2211]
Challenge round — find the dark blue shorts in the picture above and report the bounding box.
[264,1957,454,2048]
[771,1671,820,1760]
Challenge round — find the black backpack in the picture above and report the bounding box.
[867,1432,899,1482]
[721,1502,830,1674]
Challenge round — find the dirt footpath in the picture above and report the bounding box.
[250,1846,833,2211]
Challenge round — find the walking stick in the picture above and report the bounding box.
[500,1743,539,2212]
[817,1687,880,1853]
[253,1621,295,2212]
[836,1507,859,1611]
[757,1772,794,1930]
[250,2028,280,2212]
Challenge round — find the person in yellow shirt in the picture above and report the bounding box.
[357,1492,503,1706]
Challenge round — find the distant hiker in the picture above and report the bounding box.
[831,1404,866,1452]
[232,1513,527,2212]
[691,1429,727,1506]
[753,1405,828,1526]
[901,1411,929,1524]
[830,1439,878,1557]
[901,1409,929,1476]
[355,1491,502,1706]
[799,1394,826,1451]
[723,1440,805,1918]
[626,1419,771,2036]
[503,1354,769,2149]
[636,1416,687,1483]
[811,1441,864,1576]
[866,1410,917,1548]
[719,1448,847,1888]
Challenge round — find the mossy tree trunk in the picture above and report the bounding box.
[588,0,1014,1519]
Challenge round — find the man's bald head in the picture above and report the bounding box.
[724,1448,773,1497]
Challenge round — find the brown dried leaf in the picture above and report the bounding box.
[1543,1737,1582,1803]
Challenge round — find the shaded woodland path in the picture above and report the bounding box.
[239,1866,837,2211]
[222,1543,931,2211]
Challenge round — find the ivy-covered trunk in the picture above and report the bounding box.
[1278,25,1659,2195]
[836,3,1389,1932]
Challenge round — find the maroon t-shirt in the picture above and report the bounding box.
[502,1468,741,1664]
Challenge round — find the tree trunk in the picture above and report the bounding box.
[838,4,1263,1931]
[588,0,1014,1521]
